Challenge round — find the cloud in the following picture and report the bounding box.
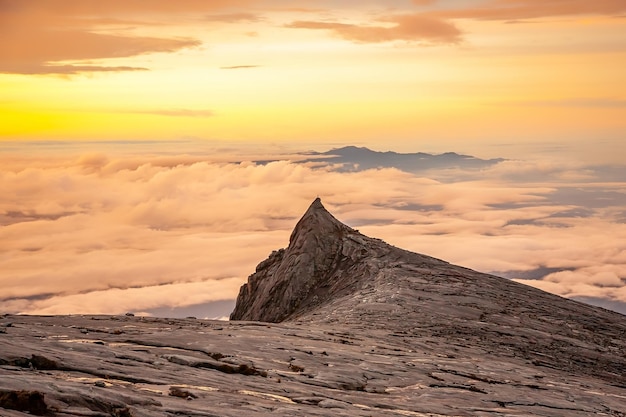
[3,0,622,75]
[3,0,624,76]
[220,65,261,70]
[433,0,626,21]
[0,142,625,317]
[0,21,201,74]
[285,14,462,44]
[3,65,150,76]
[204,13,261,23]
[0,0,255,15]
[0,0,254,75]
[2,278,244,316]
[282,0,624,46]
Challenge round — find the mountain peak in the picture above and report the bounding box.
[298,197,330,221]
[231,198,446,322]
[288,197,351,246]
[231,198,367,322]
[310,196,323,207]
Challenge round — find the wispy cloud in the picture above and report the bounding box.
[0,26,200,74]
[204,12,261,23]
[2,64,149,75]
[432,0,626,21]
[0,0,256,16]
[220,65,261,70]
[0,0,250,75]
[286,14,462,44]
[282,0,624,45]
[3,0,623,74]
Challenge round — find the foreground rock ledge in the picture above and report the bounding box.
[1,314,626,417]
[2,198,625,416]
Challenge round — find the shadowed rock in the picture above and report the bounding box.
[0,390,48,416]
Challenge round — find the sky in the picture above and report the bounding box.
[1,0,625,318]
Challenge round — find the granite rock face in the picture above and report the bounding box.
[2,198,626,416]
[231,198,450,322]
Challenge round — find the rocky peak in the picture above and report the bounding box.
[230,198,443,322]
[230,198,372,322]
[287,197,353,248]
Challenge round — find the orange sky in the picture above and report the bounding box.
[1,1,626,318]
[1,0,625,159]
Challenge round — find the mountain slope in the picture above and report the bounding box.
[231,198,626,386]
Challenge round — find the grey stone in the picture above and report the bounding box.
[318,399,350,409]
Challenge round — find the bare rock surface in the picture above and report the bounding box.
[2,198,626,416]
[2,314,625,417]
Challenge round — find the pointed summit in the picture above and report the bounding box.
[294,197,343,229]
[230,198,439,322]
[288,197,353,248]
[309,196,324,209]
[230,198,370,322]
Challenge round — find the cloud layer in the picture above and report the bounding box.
[1,142,625,317]
[0,0,239,74]
[286,14,462,44]
[3,0,624,74]
[432,0,626,21]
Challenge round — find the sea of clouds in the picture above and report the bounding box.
[1,140,625,317]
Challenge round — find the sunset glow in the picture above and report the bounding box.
[1,1,625,318]
[1,1,624,155]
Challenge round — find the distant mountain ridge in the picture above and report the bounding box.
[302,146,504,172]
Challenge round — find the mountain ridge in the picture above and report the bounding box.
[302,146,504,172]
